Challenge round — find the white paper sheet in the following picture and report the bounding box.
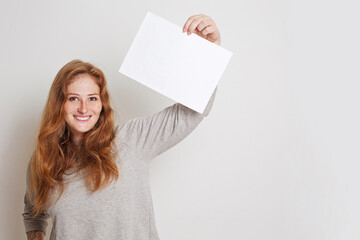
[119,12,233,113]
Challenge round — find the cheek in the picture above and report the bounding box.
[63,103,71,116]
[63,104,72,123]
[95,103,103,115]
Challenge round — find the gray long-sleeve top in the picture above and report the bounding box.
[23,89,216,240]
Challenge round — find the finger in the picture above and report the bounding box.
[183,15,200,33]
[183,14,210,33]
[201,25,216,36]
[188,17,209,35]
[196,21,210,32]
[192,28,204,37]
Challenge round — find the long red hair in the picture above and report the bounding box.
[28,59,119,216]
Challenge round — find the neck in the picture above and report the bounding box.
[72,138,83,146]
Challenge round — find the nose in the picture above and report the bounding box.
[78,100,88,113]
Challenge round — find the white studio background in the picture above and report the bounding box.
[0,0,359,239]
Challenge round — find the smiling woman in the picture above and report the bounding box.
[24,59,119,221]
[23,60,217,239]
[22,13,220,240]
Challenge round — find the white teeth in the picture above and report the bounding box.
[75,116,90,121]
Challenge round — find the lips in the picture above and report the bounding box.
[74,115,91,121]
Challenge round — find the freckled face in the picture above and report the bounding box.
[63,74,102,142]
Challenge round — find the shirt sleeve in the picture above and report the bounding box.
[117,88,217,161]
[22,161,50,235]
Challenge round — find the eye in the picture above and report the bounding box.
[90,97,98,101]
[69,97,78,101]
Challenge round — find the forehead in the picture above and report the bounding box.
[67,74,100,94]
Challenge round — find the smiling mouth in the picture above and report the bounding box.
[74,115,91,121]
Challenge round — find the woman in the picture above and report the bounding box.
[23,14,221,240]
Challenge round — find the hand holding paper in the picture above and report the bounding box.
[119,12,232,113]
[182,14,221,46]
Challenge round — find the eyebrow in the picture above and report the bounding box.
[67,93,100,96]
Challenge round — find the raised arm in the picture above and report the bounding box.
[117,88,216,161]
[22,162,49,239]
